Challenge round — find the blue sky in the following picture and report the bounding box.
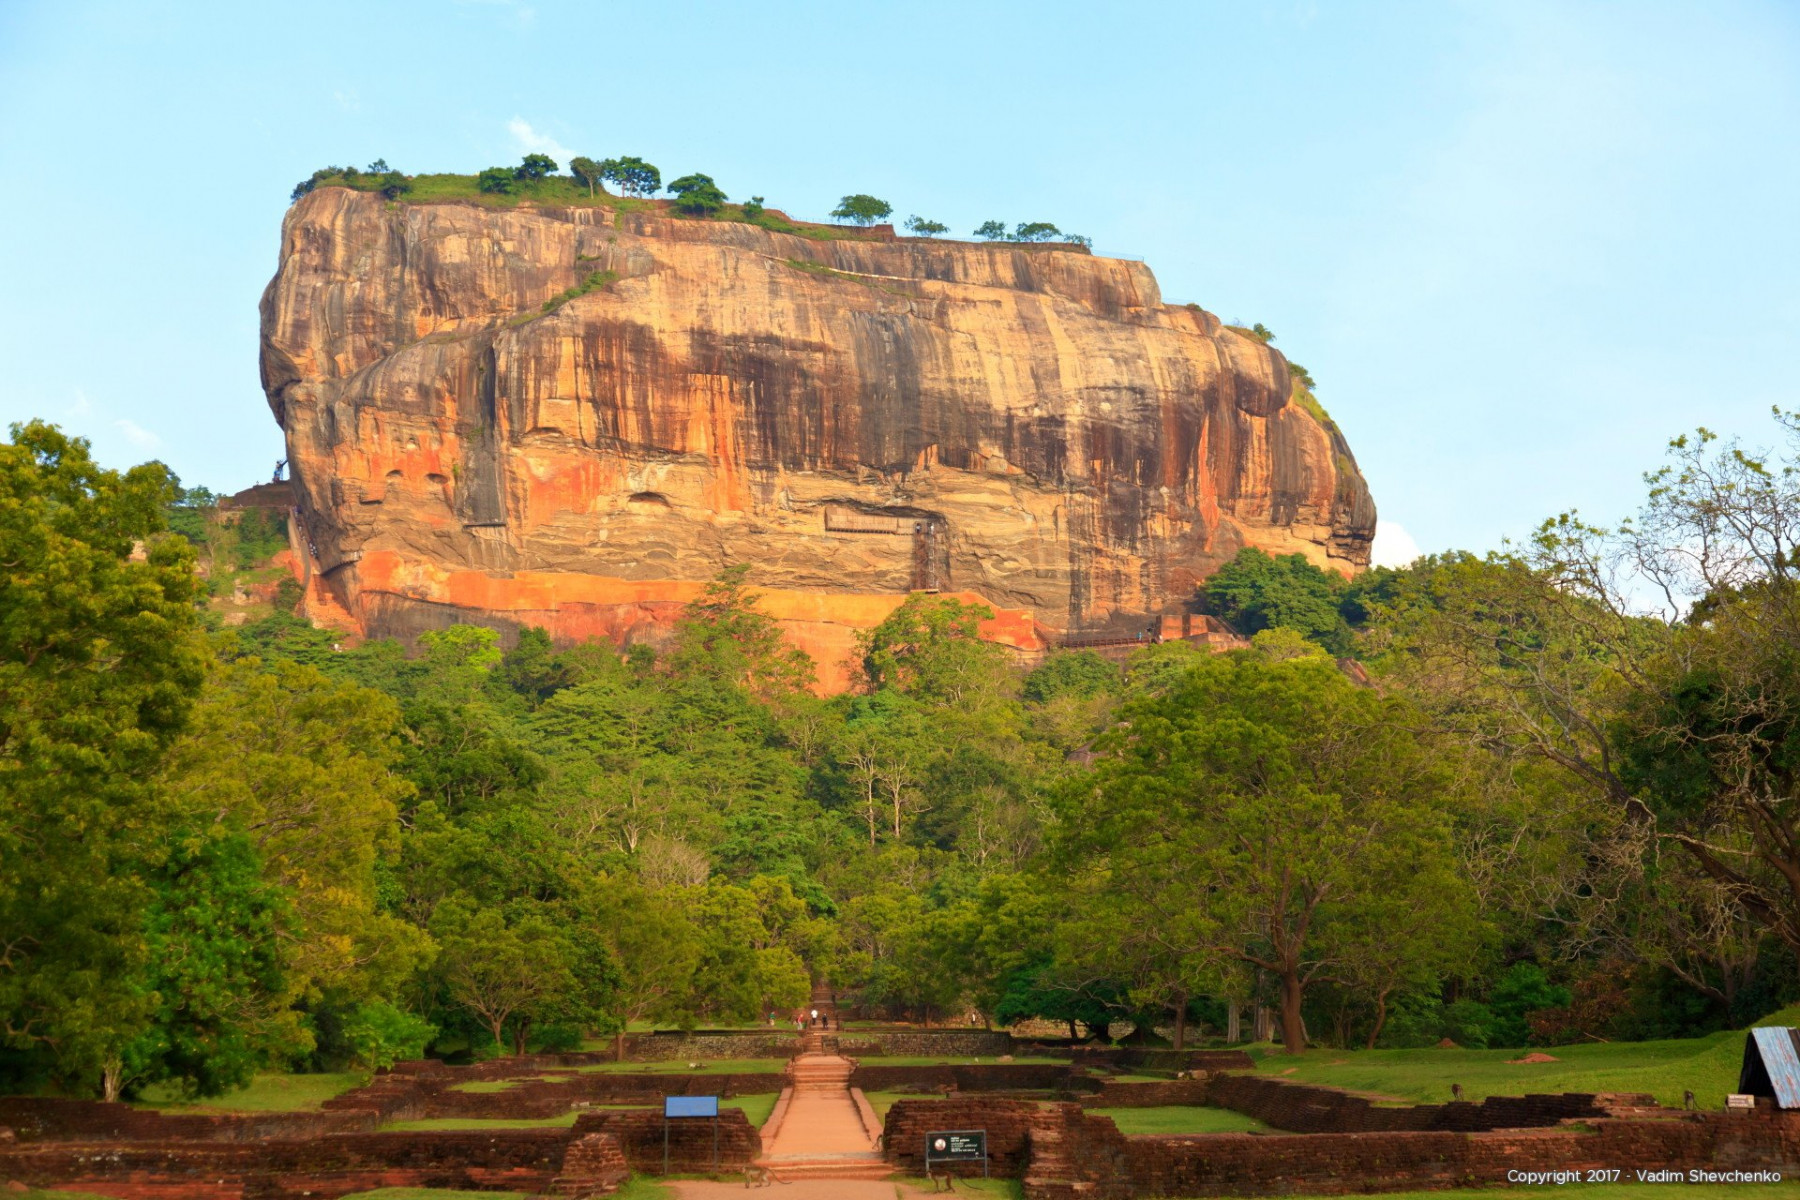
[1,0,1795,564]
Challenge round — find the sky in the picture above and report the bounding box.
[1,0,1796,566]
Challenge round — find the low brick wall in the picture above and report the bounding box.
[1205,1073,1625,1133]
[837,1030,1016,1058]
[851,1063,1090,1095]
[1026,1104,1800,1199]
[0,1128,573,1200]
[1069,1048,1255,1074]
[1079,1079,1212,1108]
[0,1097,375,1143]
[572,1106,760,1173]
[319,1063,784,1124]
[621,1030,800,1060]
[883,1097,1039,1177]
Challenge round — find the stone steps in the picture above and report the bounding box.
[757,1151,896,1181]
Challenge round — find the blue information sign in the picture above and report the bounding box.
[664,1095,720,1118]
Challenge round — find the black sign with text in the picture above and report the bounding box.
[925,1130,987,1162]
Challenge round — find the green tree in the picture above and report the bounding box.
[1052,652,1475,1053]
[108,826,293,1100]
[477,166,515,194]
[741,196,766,218]
[904,215,948,237]
[1200,547,1353,655]
[515,153,558,181]
[858,594,1006,704]
[430,900,570,1054]
[973,220,1008,241]
[0,422,207,1094]
[600,156,662,197]
[668,566,814,697]
[831,194,893,226]
[666,172,726,215]
[568,156,604,197]
[585,876,705,1056]
[1013,222,1062,242]
[155,660,430,1019]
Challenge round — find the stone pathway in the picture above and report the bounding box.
[754,1051,891,1183]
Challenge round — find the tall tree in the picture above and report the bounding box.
[568,156,604,197]
[0,422,207,1093]
[1052,650,1474,1053]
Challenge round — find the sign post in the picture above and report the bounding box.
[663,1095,721,1175]
[925,1129,989,1178]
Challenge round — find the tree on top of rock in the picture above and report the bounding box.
[514,153,558,181]
[666,172,726,215]
[905,215,948,237]
[973,220,1009,240]
[602,156,662,198]
[831,195,893,226]
[568,157,604,197]
[1013,222,1062,242]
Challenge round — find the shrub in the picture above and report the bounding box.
[342,1001,437,1071]
[741,195,766,218]
[477,166,515,194]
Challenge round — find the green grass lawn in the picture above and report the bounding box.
[864,1090,955,1120]
[1252,1032,1743,1109]
[136,1071,364,1112]
[1247,1003,1800,1112]
[725,1092,778,1125]
[1091,1105,1269,1134]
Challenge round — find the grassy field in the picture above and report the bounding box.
[136,1071,364,1111]
[1251,1031,1745,1109]
[1092,1105,1270,1134]
[1245,1003,1800,1111]
[864,1090,950,1120]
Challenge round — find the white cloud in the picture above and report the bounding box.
[113,419,161,450]
[508,117,573,165]
[1371,520,1422,569]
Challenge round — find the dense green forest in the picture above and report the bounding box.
[6,413,1800,1101]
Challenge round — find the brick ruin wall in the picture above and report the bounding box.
[1203,1073,1625,1133]
[1065,1048,1255,1073]
[0,1110,757,1198]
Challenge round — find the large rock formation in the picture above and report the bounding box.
[260,188,1374,687]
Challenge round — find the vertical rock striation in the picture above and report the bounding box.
[260,189,1374,687]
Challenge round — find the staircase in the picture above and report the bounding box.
[757,1051,892,1182]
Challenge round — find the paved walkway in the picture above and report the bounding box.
[751,1051,891,1184]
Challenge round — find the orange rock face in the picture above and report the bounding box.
[260,189,1374,689]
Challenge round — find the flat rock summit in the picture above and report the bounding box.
[260,188,1375,686]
